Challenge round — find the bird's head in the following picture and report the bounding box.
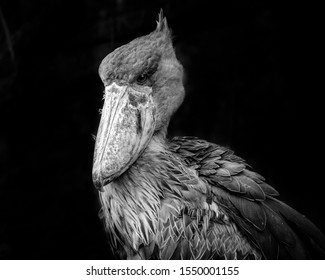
[92,12,184,190]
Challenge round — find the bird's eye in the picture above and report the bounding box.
[136,73,148,85]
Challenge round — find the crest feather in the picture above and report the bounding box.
[156,9,169,33]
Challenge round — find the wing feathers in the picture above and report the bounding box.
[169,136,325,259]
[266,197,325,258]
[229,195,266,231]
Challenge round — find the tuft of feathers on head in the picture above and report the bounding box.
[156,9,170,35]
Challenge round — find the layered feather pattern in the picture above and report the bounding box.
[169,136,325,259]
[99,136,325,259]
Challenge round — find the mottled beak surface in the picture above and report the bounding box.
[92,82,156,191]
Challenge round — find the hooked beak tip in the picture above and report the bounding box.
[93,180,104,192]
[93,176,114,192]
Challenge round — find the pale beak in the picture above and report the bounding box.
[92,82,156,191]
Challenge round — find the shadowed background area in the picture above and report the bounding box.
[0,0,322,259]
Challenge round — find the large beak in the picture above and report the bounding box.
[92,82,156,191]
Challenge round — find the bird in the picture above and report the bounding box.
[92,11,325,260]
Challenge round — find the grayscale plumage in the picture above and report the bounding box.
[92,11,325,259]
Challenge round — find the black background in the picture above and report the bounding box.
[0,0,322,259]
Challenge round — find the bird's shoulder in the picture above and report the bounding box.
[168,136,279,198]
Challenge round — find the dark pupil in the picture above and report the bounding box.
[137,73,147,84]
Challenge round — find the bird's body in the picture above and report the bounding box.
[99,136,262,259]
[92,12,325,259]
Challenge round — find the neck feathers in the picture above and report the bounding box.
[99,136,168,252]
